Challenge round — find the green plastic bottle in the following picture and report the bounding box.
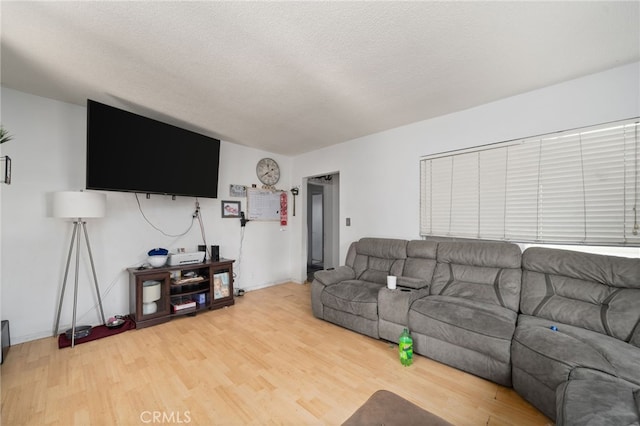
[399,328,413,366]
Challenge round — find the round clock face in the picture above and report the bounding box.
[256,158,280,186]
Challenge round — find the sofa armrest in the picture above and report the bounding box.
[630,323,640,348]
[313,266,356,286]
[397,276,429,289]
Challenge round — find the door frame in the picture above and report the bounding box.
[302,172,340,281]
[307,184,324,266]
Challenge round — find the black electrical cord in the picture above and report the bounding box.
[234,222,246,295]
[195,199,211,259]
[135,193,195,237]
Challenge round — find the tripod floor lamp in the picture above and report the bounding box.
[52,191,107,347]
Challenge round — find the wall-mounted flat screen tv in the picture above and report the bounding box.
[86,99,220,198]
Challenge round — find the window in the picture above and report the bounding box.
[420,118,640,246]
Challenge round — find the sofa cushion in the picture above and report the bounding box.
[321,280,383,321]
[513,315,640,390]
[356,237,408,259]
[556,380,640,426]
[430,241,522,312]
[436,240,522,268]
[409,295,517,363]
[314,266,356,287]
[350,238,408,284]
[407,239,438,259]
[402,240,438,282]
[521,247,640,345]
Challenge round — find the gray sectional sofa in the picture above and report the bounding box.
[311,237,640,424]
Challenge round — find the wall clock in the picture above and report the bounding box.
[256,158,280,187]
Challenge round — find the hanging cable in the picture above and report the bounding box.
[135,193,194,237]
[193,198,212,259]
[75,269,125,325]
[234,224,246,294]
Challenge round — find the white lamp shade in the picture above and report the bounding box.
[52,191,106,218]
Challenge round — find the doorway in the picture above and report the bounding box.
[306,173,340,283]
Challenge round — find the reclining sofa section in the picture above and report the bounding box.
[311,238,434,339]
[408,241,522,387]
[512,247,640,421]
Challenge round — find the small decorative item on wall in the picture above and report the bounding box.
[1,156,11,185]
[221,200,241,218]
[1,125,14,185]
[290,187,299,216]
[0,126,13,144]
[229,184,246,197]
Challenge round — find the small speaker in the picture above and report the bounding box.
[211,245,220,262]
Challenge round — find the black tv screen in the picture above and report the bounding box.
[86,99,220,198]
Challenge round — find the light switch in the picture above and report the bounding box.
[346,217,351,226]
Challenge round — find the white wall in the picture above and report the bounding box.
[0,87,295,343]
[3,61,638,343]
[290,62,640,281]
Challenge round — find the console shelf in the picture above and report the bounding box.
[128,258,234,329]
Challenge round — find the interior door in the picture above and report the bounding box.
[310,186,324,266]
[305,175,339,283]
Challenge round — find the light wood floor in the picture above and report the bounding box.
[1,282,551,425]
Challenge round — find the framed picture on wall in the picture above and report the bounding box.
[229,184,247,197]
[221,200,241,218]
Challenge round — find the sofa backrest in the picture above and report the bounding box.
[521,247,640,345]
[430,241,523,312]
[403,240,438,282]
[346,238,407,285]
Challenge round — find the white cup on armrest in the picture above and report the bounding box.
[387,275,397,290]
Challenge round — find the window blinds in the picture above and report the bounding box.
[420,118,640,246]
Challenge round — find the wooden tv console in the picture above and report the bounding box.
[128,259,234,329]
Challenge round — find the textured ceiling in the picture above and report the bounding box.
[1,1,639,156]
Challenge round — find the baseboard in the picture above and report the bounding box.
[239,280,302,293]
